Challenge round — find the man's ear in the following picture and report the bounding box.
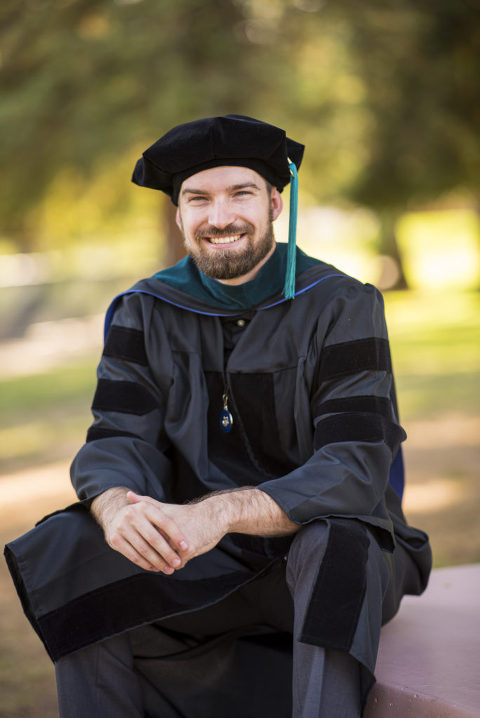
[270,187,283,221]
[175,207,183,232]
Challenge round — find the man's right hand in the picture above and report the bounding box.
[91,487,189,574]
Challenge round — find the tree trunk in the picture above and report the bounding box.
[377,210,409,291]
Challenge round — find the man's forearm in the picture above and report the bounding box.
[198,488,300,538]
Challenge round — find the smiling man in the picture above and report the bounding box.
[177,166,280,282]
[5,115,432,718]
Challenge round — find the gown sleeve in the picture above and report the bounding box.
[71,292,174,504]
[257,281,404,549]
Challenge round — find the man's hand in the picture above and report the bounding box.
[91,488,190,574]
[91,488,230,574]
[126,492,230,569]
[91,486,300,575]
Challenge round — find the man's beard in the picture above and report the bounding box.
[184,220,275,280]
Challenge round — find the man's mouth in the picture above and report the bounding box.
[207,234,243,245]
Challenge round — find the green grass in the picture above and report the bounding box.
[0,361,97,417]
[0,360,97,473]
[385,290,480,420]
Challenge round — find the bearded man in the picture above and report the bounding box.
[5,115,431,718]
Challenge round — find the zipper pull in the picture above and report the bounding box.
[220,389,234,433]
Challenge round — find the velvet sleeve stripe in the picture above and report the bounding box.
[313,413,405,453]
[86,427,143,443]
[103,326,148,366]
[319,338,391,380]
[314,396,392,419]
[91,379,159,416]
[300,519,369,651]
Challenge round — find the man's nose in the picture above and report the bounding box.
[208,199,236,229]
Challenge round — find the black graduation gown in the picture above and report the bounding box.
[4,259,431,687]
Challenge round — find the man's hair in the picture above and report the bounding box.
[264,178,274,195]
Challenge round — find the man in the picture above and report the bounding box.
[5,115,432,717]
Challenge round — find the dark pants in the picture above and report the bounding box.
[55,519,415,718]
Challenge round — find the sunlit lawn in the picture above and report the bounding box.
[0,361,95,473]
[385,290,480,420]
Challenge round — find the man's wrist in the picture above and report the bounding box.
[90,486,130,529]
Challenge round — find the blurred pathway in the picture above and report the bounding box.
[0,314,103,378]
[0,460,75,532]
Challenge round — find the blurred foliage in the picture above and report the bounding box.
[331,1,480,209]
[0,0,271,247]
[1,0,479,283]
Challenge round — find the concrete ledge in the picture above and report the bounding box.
[365,564,480,718]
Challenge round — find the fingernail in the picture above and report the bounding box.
[179,541,188,550]
[173,557,181,567]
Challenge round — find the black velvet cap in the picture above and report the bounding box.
[132,115,305,205]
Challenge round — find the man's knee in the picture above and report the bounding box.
[286,519,385,643]
[286,518,372,590]
[286,519,330,583]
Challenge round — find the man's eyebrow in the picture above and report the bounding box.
[229,182,261,191]
[181,182,261,196]
[181,187,210,196]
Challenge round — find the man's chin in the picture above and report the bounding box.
[198,263,254,281]
[186,228,275,281]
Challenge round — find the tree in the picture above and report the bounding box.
[2,0,479,282]
[0,0,280,251]
[323,0,480,287]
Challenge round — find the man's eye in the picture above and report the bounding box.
[234,191,252,198]
[189,196,208,203]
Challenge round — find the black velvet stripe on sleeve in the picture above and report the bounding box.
[300,519,369,651]
[313,413,404,453]
[314,396,391,419]
[86,426,143,443]
[38,570,254,661]
[319,338,391,380]
[92,379,159,416]
[103,326,148,366]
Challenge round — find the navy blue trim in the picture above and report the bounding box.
[103,274,347,340]
[259,274,346,311]
[390,446,405,500]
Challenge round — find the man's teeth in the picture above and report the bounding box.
[208,235,242,244]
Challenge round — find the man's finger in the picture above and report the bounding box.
[139,503,190,553]
[118,512,183,569]
[126,493,189,552]
[109,534,172,574]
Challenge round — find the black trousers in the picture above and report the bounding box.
[55,519,417,718]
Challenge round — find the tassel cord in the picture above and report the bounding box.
[284,160,298,300]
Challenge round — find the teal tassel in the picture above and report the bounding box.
[284,160,298,300]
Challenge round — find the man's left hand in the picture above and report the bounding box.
[126,492,227,569]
